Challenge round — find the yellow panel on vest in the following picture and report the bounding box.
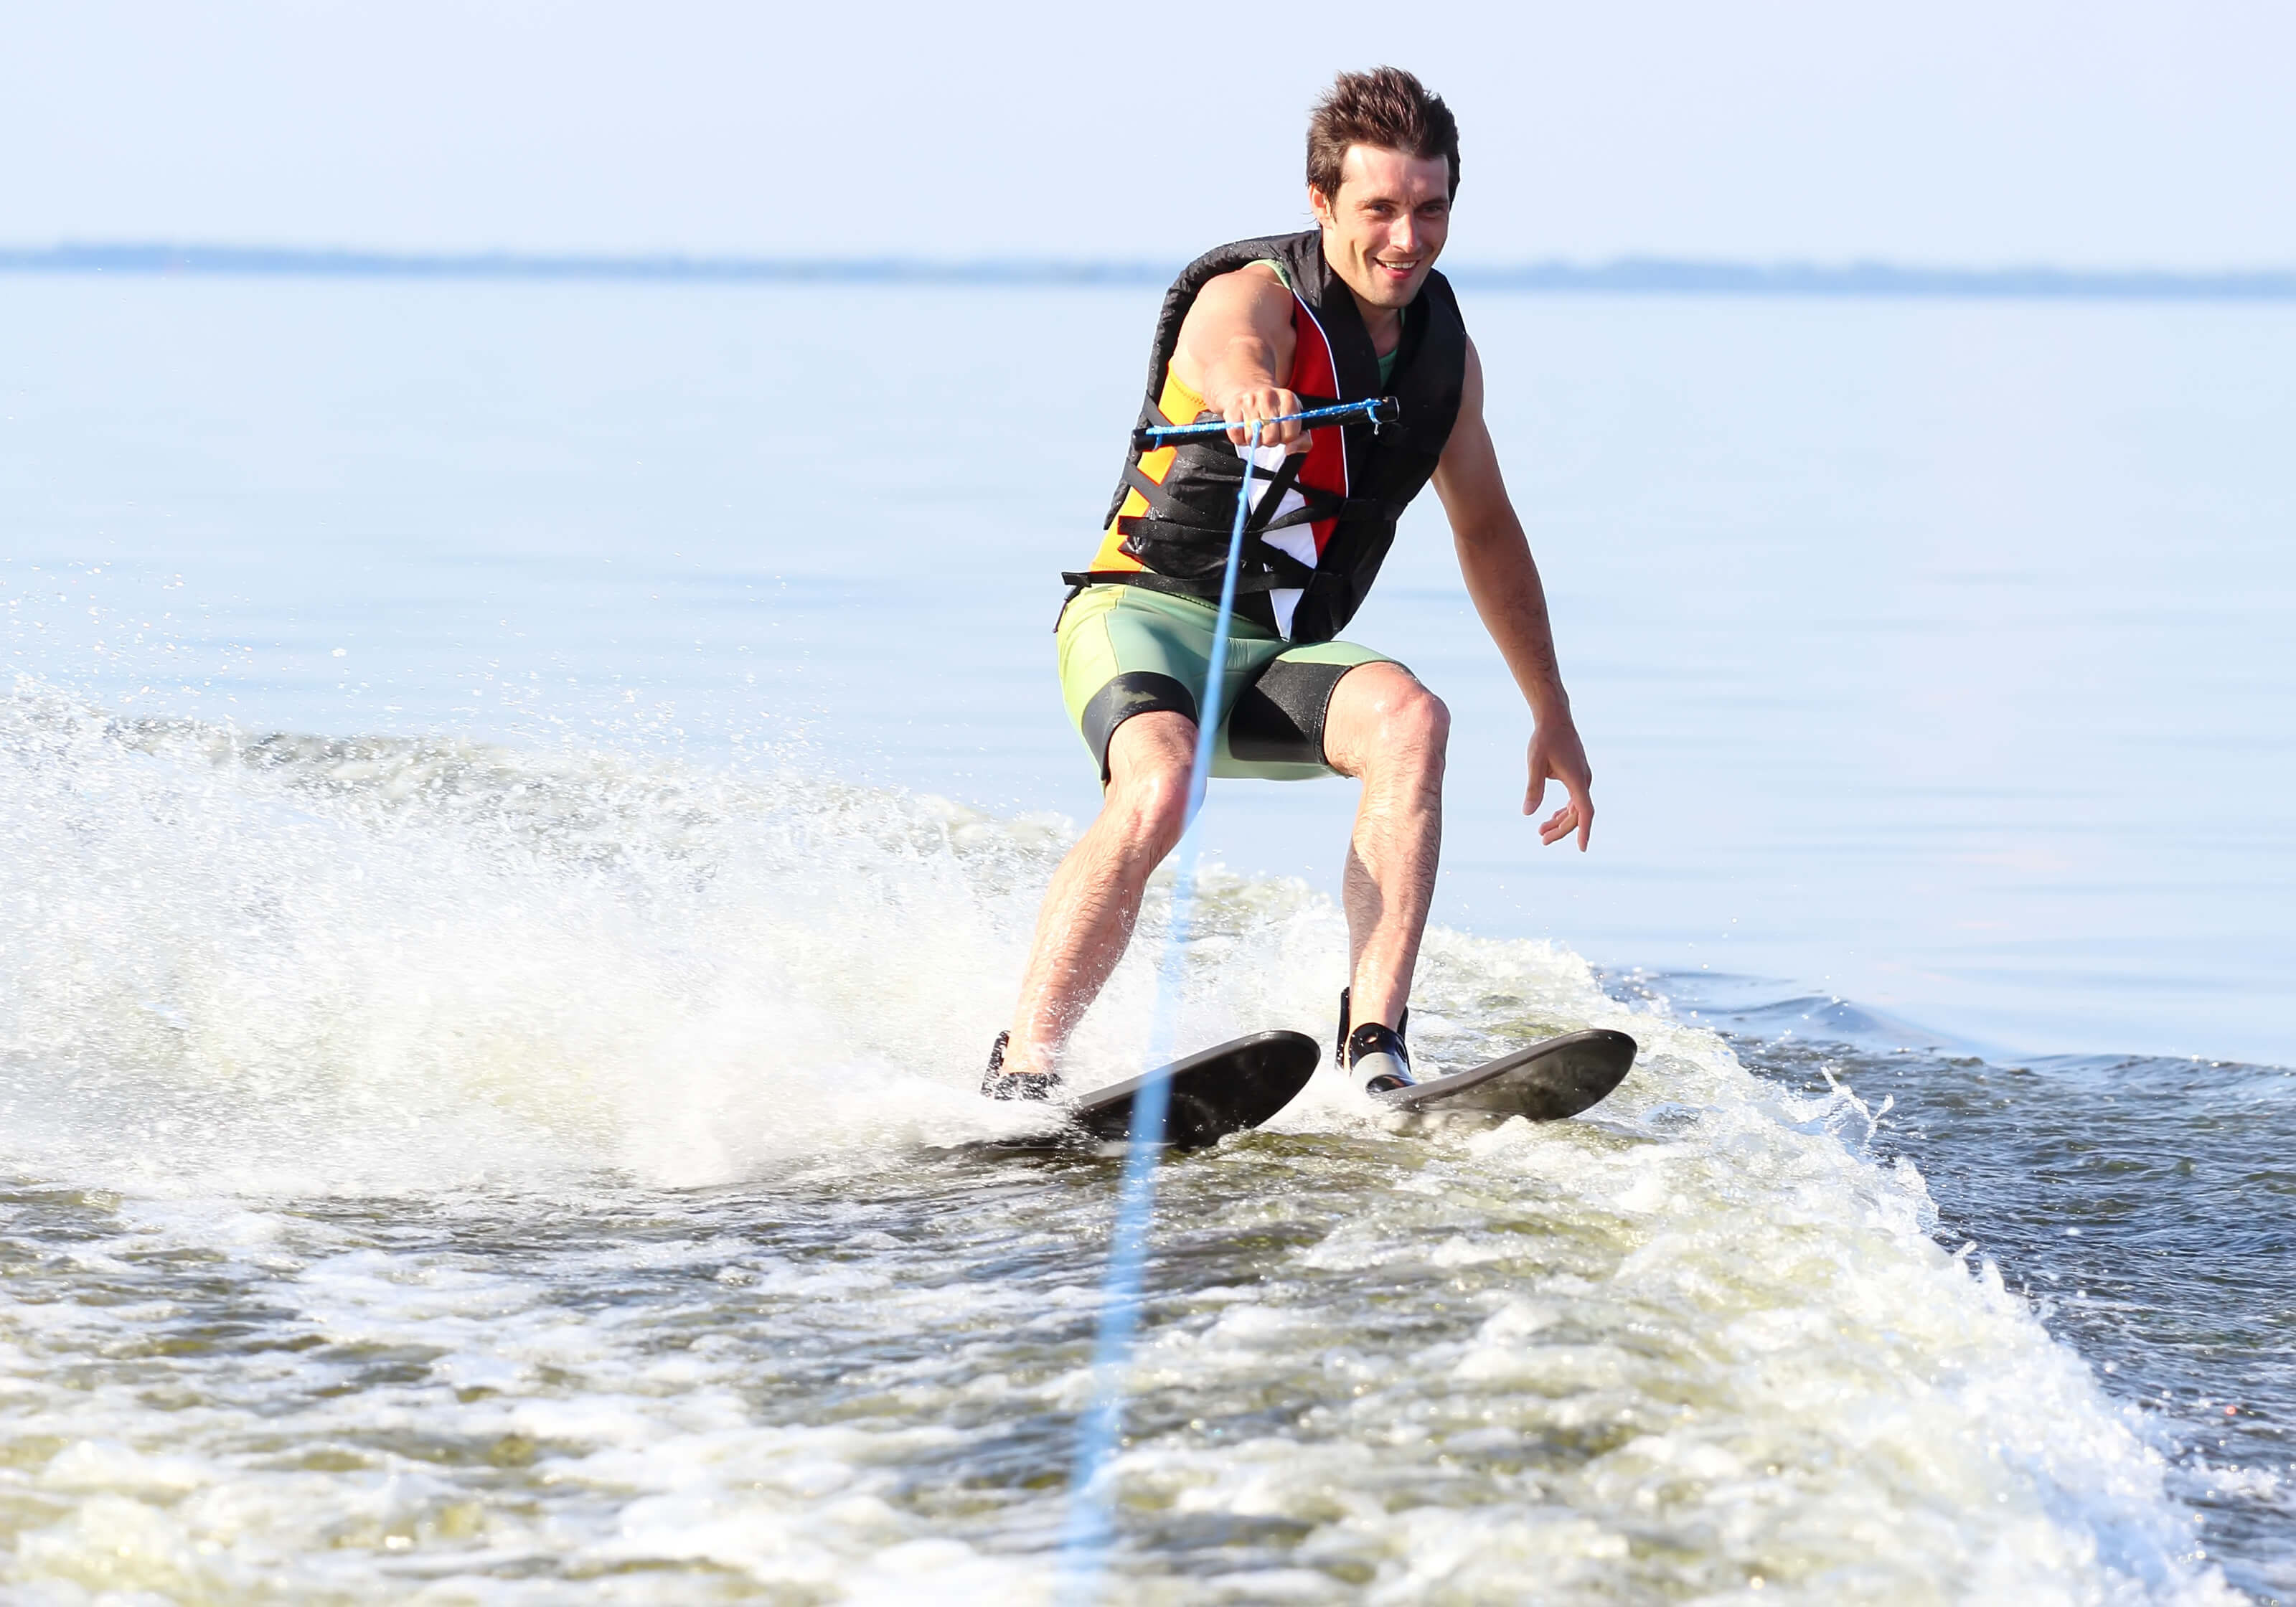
[1084,369,1208,574]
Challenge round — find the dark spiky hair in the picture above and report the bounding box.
[1307,67,1459,200]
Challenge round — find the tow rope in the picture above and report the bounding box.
[1056,395,1393,1598]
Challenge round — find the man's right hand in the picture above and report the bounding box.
[1213,385,1307,451]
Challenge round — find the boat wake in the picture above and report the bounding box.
[0,682,2254,1602]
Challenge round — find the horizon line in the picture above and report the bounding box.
[4,241,2295,301]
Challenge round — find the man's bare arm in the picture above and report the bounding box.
[1166,265,1309,450]
[1430,336,1596,850]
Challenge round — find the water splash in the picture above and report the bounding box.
[0,684,2249,1603]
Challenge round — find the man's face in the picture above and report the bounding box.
[1310,145,1453,311]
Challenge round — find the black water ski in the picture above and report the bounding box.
[984,1029,1319,1154]
[1378,1028,1637,1121]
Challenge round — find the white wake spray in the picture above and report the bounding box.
[0,683,2239,1604]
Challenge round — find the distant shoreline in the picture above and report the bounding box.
[4,242,2293,301]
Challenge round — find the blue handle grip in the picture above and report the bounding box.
[1134,394,1398,451]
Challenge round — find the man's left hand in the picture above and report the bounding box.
[1525,715,1595,851]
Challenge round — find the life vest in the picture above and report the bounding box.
[1068,228,1467,644]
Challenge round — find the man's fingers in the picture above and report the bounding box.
[1272,392,1305,448]
[1529,731,1595,849]
[1220,389,1304,448]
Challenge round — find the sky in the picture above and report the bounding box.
[4,0,2292,269]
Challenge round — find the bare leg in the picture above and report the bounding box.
[1000,712,1198,1080]
[1319,664,1449,1030]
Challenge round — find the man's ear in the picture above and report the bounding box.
[1307,184,1336,227]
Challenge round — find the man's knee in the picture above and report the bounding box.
[1121,765,1192,848]
[1388,681,1451,754]
[1102,712,1196,852]
[1335,666,1449,773]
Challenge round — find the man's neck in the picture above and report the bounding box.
[1350,292,1406,357]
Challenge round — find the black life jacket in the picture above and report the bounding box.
[1068,228,1467,644]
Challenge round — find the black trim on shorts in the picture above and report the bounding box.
[1081,671,1198,782]
[1229,658,1358,768]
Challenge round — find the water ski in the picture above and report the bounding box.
[983,1029,1319,1154]
[1378,1028,1637,1121]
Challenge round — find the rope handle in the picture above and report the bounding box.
[1133,394,1398,451]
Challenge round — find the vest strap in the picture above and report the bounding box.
[1119,449,1310,537]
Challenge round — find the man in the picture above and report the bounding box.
[985,66,1594,1100]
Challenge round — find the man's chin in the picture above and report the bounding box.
[1363,269,1429,307]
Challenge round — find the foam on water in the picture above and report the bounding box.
[0,684,2245,1602]
[1,679,1078,1194]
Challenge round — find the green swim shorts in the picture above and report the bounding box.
[1055,584,1399,782]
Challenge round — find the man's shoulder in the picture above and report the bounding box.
[1195,260,1291,299]
[1174,231,1318,293]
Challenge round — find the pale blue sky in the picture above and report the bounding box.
[4,0,2290,268]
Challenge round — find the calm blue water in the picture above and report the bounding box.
[9,278,2288,1065]
[1,275,2290,1602]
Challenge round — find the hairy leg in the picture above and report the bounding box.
[1319,664,1449,1030]
[1001,712,1197,1080]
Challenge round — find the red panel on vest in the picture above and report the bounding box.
[1285,301,1347,559]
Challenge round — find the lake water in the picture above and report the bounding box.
[1,275,2290,1602]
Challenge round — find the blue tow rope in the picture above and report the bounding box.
[1055,390,1398,1599]
[1053,415,1272,1600]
